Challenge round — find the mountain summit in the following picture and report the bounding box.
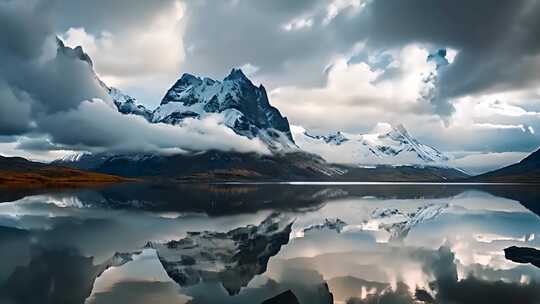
[152,68,295,150]
[223,67,249,81]
[109,67,296,151]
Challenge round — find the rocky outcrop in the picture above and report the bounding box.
[504,246,540,268]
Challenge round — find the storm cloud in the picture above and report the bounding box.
[0,0,539,170]
[184,0,540,99]
[176,0,540,167]
[0,1,267,158]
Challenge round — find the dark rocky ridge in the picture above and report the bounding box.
[471,148,540,183]
[53,150,469,182]
[505,246,540,268]
[158,68,293,142]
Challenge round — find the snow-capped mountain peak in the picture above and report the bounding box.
[56,38,296,152]
[292,123,451,166]
[366,123,449,163]
[223,67,250,82]
[149,68,296,150]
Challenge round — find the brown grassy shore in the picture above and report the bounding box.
[0,167,127,188]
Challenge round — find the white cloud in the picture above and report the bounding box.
[282,0,366,32]
[268,42,539,172]
[239,63,260,76]
[472,123,531,133]
[283,17,314,31]
[323,0,365,25]
[37,99,270,155]
[0,141,67,162]
[270,44,438,133]
[474,99,540,118]
[449,94,540,137]
[60,1,186,106]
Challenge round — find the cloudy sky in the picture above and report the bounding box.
[1,0,540,173]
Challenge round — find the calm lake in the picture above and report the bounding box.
[0,183,539,304]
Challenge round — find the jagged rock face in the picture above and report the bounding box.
[107,68,296,151]
[108,87,154,121]
[152,68,295,149]
[147,213,293,295]
[292,123,450,166]
[380,124,449,163]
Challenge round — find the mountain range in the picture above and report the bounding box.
[57,39,469,179]
[60,33,452,169]
[1,39,538,184]
[291,123,449,166]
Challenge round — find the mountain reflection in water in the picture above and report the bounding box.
[0,183,539,304]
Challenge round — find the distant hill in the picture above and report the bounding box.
[0,155,124,187]
[472,148,540,183]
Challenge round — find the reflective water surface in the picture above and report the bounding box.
[0,183,539,304]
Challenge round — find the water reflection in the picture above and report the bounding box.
[0,184,539,303]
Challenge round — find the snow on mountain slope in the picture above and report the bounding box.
[292,123,450,167]
[106,69,297,151]
[107,87,153,121]
[151,69,296,151]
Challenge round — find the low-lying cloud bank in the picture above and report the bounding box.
[36,99,269,155]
